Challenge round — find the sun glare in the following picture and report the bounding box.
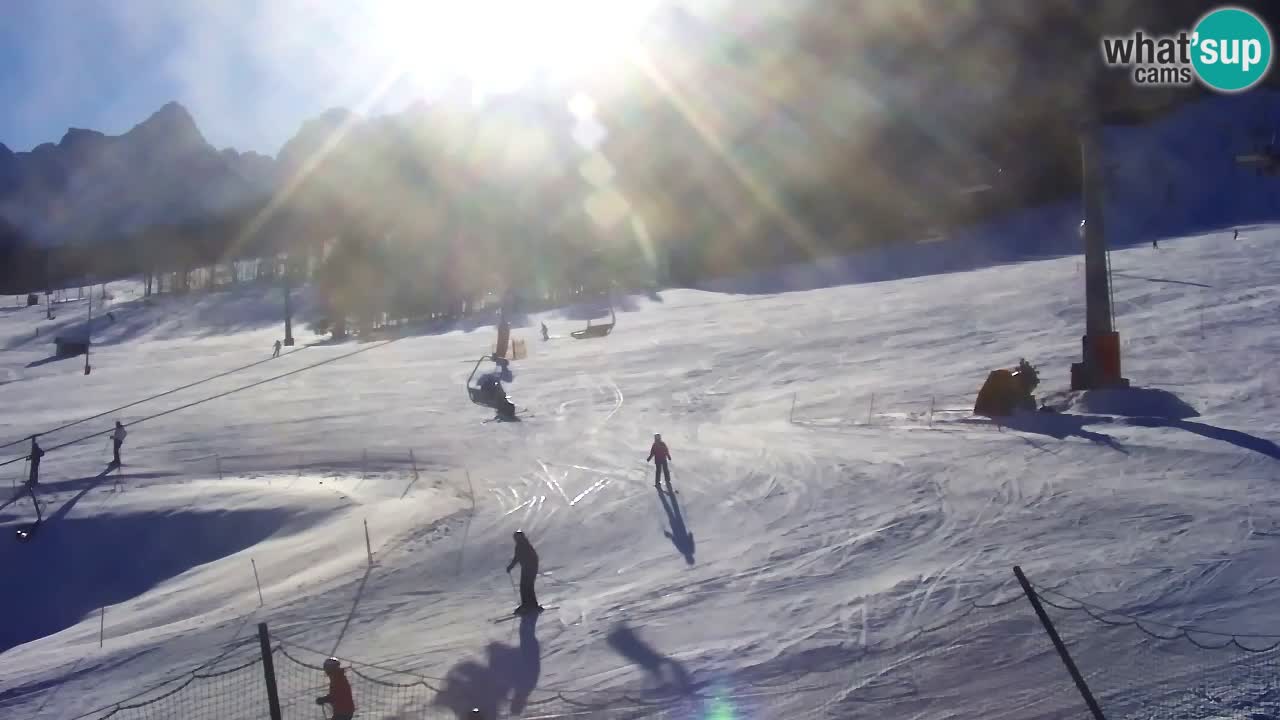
[373,0,661,93]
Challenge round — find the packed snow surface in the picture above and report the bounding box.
[0,220,1276,719]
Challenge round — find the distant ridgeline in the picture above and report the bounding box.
[4,1,1280,298]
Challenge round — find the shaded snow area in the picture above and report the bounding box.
[0,223,1275,719]
[3,95,1280,718]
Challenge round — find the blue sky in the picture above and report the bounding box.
[0,0,660,157]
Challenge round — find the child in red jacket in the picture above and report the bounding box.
[316,657,355,720]
[647,433,671,488]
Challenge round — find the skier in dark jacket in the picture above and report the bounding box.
[506,530,541,614]
[28,437,44,487]
[110,421,127,467]
[478,372,516,419]
[647,433,671,488]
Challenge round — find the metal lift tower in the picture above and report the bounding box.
[1070,116,1128,391]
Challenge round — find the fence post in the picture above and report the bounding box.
[216,456,223,482]
[867,394,876,424]
[364,519,374,566]
[928,396,935,428]
[99,607,105,648]
[409,449,420,483]
[362,449,368,481]
[1013,566,1107,720]
[252,559,264,607]
[257,623,283,720]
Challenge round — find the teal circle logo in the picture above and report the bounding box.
[1192,7,1273,92]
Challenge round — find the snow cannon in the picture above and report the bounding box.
[974,359,1040,417]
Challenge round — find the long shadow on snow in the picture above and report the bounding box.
[329,565,373,656]
[41,470,176,494]
[1001,413,1129,454]
[431,612,542,718]
[25,354,76,368]
[0,646,159,707]
[605,622,696,695]
[0,467,113,520]
[0,472,177,521]
[657,487,695,565]
[0,504,299,653]
[1125,417,1280,461]
[1110,272,1214,288]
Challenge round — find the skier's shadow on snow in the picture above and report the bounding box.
[605,622,696,694]
[431,612,542,718]
[657,487,695,565]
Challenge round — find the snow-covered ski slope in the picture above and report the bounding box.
[0,93,1279,720]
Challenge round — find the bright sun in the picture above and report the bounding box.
[373,0,661,93]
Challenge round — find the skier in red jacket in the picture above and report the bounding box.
[647,434,671,488]
[315,657,356,720]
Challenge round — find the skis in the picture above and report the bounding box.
[15,521,40,542]
[491,605,556,623]
[483,411,533,424]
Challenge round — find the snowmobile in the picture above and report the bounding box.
[465,355,518,420]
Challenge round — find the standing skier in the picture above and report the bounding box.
[272,339,282,358]
[506,530,542,615]
[647,433,671,488]
[110,421,127,467]
[315,657,355,720]
[540,322,549,341]
[28,437,44,487]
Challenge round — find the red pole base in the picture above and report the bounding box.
[1070,332,1129,390]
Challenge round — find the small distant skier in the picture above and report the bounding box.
[506,530,542,615]
[272,339,282,358]
[111,421,127,467]
[315,657,355,720]
[1234,228,1240,240]
[647,433,672,488]
[540,322,549,341]
[1152,238,1158,250]
[28,437,44,487]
